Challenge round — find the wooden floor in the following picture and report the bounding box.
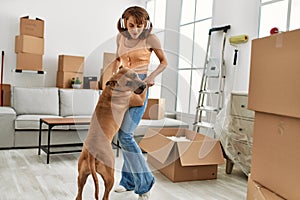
[0,148,248,200]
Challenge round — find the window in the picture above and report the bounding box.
[290,0,300,30]
[177,0,213,114]
[146,0,166,30]
[259,0,300,38]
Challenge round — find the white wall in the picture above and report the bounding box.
[212,0,260,92]
[0,0,145,87]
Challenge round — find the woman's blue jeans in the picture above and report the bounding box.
[117,74,155,195]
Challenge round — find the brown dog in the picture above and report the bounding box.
[75,66,146,200]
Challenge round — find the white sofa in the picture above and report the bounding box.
[0,87,188,149]
[0,87,99,148]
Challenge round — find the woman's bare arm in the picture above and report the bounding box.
[144,34,168,86]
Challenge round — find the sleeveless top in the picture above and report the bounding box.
[118,35,152,74]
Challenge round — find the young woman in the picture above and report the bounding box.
[113,6,168,200]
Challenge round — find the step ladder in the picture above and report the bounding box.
[193,25,231,137]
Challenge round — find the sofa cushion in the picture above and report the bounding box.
[13,87,59,115]
[15,115,69,130]
[59,89,99,117]
[0,107,16,148]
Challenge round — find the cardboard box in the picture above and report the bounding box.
[139,128,225,182]
[248,28,300,118]
[247,174,285,200]
[142,98,165,120]
[251,112,300,200]
[15,35,44,55]
[16,53,43,71]
[0,84,11,107]
[100,52,116,90]
[20,16,44,38]
[58,55,85,73]
[56,71,83,88]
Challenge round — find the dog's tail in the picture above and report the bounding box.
[88,153,99,200]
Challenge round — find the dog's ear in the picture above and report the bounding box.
[106,80,117,88]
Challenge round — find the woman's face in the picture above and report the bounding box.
[126,16,145,39]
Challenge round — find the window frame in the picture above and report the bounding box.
[177,0,213,114]
[258,0,299,38]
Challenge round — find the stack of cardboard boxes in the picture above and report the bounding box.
[247,29,300,200]
[15,16,44,71]
[56,55,85,88]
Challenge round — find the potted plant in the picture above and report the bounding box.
[71,77,82,89]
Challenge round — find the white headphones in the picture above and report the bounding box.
[145,20,151,29]
[119,18,151,29]
[120,18,125,29]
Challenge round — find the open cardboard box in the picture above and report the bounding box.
[20,16,44,38]
[139,128,224,182]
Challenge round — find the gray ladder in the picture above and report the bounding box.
[193,25,231,137]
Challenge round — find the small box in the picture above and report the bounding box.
[83,76,98,89]
[16,53,43,71]
[58,55,85,73]
[56,71,83,88]
[251,112,300,199]
[20,16,44,38]
[15,35,44,55]
[100,52,116,90]
[247,174,285,200]
[142,98,165,120]
[0,84,11,107]
[248,28,300,118]
[139,128,224,182]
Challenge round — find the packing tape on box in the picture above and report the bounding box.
[229,34,248,44]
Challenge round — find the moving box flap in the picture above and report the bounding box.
[177,139,224,166]
[139,129,175,164]
[151,128,201,141]
[150,127,186,137]
[184,128,207,141]
[21,16,44,21]
[247,175,285,200]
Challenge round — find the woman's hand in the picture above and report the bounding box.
[144,76,155,87]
